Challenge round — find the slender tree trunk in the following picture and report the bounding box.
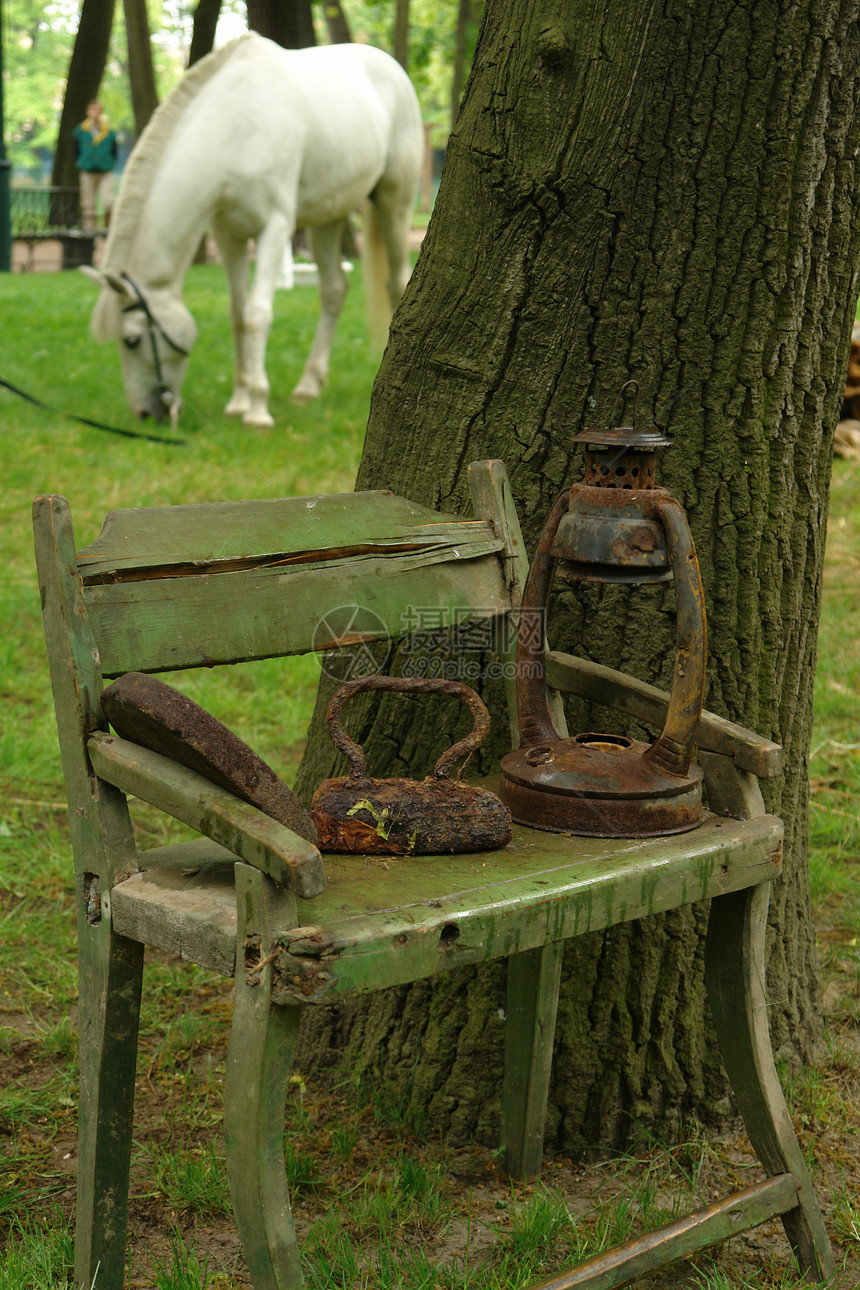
[188,0,223,263]
[51,0,116,195]
[320,0,351,44]
[393,0,409,68]
[296,0,860,1153]
[123,0,159,135]
[189,0,222,65]
[247,0,315,47]
[450,0,473,127]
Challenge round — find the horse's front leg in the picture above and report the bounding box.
[238,215,294,427]
[213,228,255,419]
[291,221,349,404]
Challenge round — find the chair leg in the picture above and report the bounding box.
[225,865,303,1290]
[705,885,835,1281]
[75,922,144,1290]
[500,941,565,1181]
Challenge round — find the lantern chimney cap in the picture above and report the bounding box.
[573,379,672,451]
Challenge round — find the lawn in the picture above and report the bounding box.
[0,264,858,1288]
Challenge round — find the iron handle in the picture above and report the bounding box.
[326,675,491,781]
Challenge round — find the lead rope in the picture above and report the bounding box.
[0,375,186,446]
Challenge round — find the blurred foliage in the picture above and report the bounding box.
[340,0,484,145]
[4,0,482,181]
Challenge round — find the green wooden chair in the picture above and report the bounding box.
[33,460,834,1290]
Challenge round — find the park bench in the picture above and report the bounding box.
[11,186,104,270]
[33,460,835,1289]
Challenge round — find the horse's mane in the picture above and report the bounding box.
[100,32,257,276]
[92,33,258,341]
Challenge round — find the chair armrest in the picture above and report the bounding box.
[88,731,326,899]
[545,650,782,778]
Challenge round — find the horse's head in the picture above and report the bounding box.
[81,267,197,422]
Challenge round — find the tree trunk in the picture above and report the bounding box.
[392,0,409,68]
[296,0,860,1154]
[189,0,222,66]
[246,0,315,48]
[320,0,351,45]
[123,0,159,135]
[51,0,116,196]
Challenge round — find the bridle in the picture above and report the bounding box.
[120,272,190,411]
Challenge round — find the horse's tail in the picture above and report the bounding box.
[361,200,393,350]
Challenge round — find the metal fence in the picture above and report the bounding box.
[11,187,80,236]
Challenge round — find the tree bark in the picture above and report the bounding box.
[51,0,116,195]
[296,0,860,1153]
[246,0,315,48]
[123,0,159,135]
[189,0,222,66]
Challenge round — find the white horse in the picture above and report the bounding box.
[82,33,424,427]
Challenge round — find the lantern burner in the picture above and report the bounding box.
[576,381,670,489]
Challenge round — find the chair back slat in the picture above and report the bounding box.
[60,489,514,677]
[76,493,482,580]
[87,544,511,676]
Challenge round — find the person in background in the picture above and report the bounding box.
[73,100,117,231]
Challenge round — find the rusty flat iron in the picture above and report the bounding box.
[101,671,319,844]
[311,675,512,854]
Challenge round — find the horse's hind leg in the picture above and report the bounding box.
[369,179,415,309]
[361,175,418,349]
[291,220,349,404]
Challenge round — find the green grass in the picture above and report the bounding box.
[0,265,858,1287]
[148,1142,233,1216]
[0,1213,76,1290]
[808,464,860,898]
[152,1230,214,1290]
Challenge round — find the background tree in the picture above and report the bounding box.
[123,0,158,133]
[189,0,223,64]
[296,0,860,1153]
[319,0,352,44]
[392,0,408,67]
[449,0,475,125]
[49,0,116,195]
[247,0,315,47]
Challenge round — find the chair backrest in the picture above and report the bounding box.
[33,460,528,884]
[75,489,519,675]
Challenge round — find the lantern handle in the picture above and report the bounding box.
[514,488,706,778]
[609,379,639,430]
[642,497,707,776]
[514,488,571,747]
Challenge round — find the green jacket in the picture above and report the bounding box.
[73,119,117,174]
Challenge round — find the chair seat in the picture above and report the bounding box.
[113,811,783,994]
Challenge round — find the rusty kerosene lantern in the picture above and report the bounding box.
[499,380,707,837]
